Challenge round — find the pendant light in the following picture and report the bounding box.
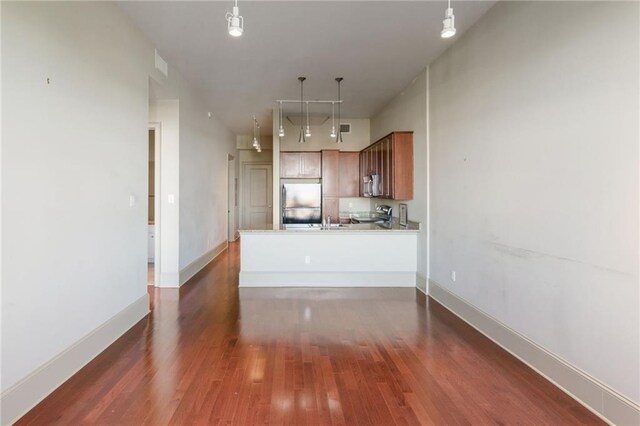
[335,77,344,144]
[305,102,311,138]
[441,0,456,38]
[278,101,285,137]
[226,0,243,37]
[298,77,306,144]
[330,102,337,139]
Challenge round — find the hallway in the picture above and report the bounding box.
[17,242,602,425]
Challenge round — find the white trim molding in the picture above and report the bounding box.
[179,241,228,286]
[0,295,149,425]
[415,273,427,294]
[429,280,640,426]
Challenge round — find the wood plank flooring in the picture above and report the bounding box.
[17,241,603,425]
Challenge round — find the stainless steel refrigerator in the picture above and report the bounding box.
[282,183,322,224]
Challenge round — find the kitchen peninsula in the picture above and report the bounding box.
[239,222,420,287]
[239,130,418,287]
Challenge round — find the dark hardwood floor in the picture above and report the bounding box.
[17,241,602,425]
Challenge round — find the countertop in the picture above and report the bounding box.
[240,220,420,234]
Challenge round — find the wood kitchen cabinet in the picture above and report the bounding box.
[360,131,413,200]
[338,152,360,197]
[321,150,340,197]
[280,152,321,178]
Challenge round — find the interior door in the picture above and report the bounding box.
[243,164,273,230]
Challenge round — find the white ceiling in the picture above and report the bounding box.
[118,1,496,135]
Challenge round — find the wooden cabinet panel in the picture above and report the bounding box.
[322,197,339,222]
[358,132,413,200]
[321,150,340,197]
[339,152,359,197]
[280,152,321,179]
[391,132,413,200]
[300,152,321,178]
[280,152,301,178]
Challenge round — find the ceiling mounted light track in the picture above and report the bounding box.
[276,77,345,142]
[226,0,243,37]
[441,0,456,38]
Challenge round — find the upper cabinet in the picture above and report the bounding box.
[280,152,321,178]
[360,131,413,200]
[321,150,340,197]
[338,152,360,197]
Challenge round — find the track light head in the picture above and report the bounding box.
[441,7,456,38]
[278,125,285,137]
[226,3,243,37]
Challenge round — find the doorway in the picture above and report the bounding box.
[148,124,161,286]
[242,164,273,229]
[228,155,237,241]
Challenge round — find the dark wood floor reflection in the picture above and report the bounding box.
[18,241,602,425]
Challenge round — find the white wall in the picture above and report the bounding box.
[1,1,236,420]
[370,70,428,288]
[2,0,151,395]
[429,1,639,405]
[178,88,236,270]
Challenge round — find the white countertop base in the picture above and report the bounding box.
[239,231,418,287]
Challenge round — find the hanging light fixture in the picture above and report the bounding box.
[298,77,306,144]
[225,0,243,37]
[335,77,344,144]
[330,102,337,139]
[441,0,456,38]
[252,115,258,147]
[278,101,285,137]
[305,101,311,138]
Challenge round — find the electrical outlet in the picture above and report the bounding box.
[304,255,311,265]
[348,202,353,208]
[450,270,456,282]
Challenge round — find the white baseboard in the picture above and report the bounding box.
[428,280,640,426]
[239,271,416,287]
[179,241,227,286]
[415,273,427,294]
[0,294,149,425]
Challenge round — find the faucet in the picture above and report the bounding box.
[326,215,332,229]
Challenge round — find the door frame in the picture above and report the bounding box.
[227,154,237,242]
[241,162,273,230]
[149,122,161,286]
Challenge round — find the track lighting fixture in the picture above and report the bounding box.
[275,77,345,143]
[226,0,243,37]
[278,101,285,137]
[330,102,337,139]
[335,78,343,144]
[298,77,306,143]
[441,0,456,38]
[252,116,261,152]
[305,102,311,138]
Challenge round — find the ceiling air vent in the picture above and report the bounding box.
[340,123,351,134]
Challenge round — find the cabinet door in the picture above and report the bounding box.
[322,197,339,222]
[300,152,321,178]
[386,137,394,198]
[339,152,360,197]
[391,133,413,200]
[359,150,367,196]
[321,150,340,197]
[280,152,300,178]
